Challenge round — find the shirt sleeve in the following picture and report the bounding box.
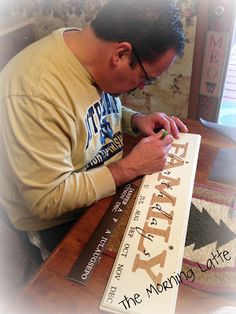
[2,96,116,220]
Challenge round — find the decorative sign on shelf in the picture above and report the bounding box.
[100,133,201,314]
[200,31,229,98]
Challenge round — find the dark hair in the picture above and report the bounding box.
[91,0,185,63]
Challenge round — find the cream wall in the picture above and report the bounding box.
[0,0,197,117]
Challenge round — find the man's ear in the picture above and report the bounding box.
[112,42,132,65]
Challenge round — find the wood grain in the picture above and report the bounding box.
[8,119,236,314]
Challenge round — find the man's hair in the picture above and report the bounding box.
[91,0,185,63]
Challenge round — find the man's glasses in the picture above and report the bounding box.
[132,47,157,86]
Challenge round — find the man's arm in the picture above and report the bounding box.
[108,109,188,186]
[1,96,116,221]
[108,129,173,186]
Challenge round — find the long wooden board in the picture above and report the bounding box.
[100,133,201,314]
[68,184,137,285]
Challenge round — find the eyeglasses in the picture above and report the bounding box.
[132,47,157,86]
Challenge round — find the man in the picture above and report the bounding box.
[0,0,187,262]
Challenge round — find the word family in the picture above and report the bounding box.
[132,141,189,285]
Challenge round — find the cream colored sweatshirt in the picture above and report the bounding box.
[0,28,137,231]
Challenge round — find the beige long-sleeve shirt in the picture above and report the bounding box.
[0,28,137,231]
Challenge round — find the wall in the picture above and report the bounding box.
[0,0,197,118]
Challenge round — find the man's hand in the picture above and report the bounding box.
[107,129,173,186]
[131,112,188,139]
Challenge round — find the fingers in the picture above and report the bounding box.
[158,114,188,139]
[171,116,188,133]
[166,116,179,139]
[154,113,172,134]
[156,129,173,145]
[152,113,177,137]
[132,112,188,139]
[128,130,174,176]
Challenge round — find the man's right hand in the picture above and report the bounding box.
[107,129,173,186]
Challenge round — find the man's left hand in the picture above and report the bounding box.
[131,112,188,139]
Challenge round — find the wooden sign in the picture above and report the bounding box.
[100,133,201,314]
[68,184,137,285]
[200,31,228,97]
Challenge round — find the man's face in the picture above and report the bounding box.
[102,48,177,96]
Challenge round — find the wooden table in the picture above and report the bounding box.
[9,119,236,314]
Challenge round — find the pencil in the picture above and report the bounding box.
[161,130,168,139]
